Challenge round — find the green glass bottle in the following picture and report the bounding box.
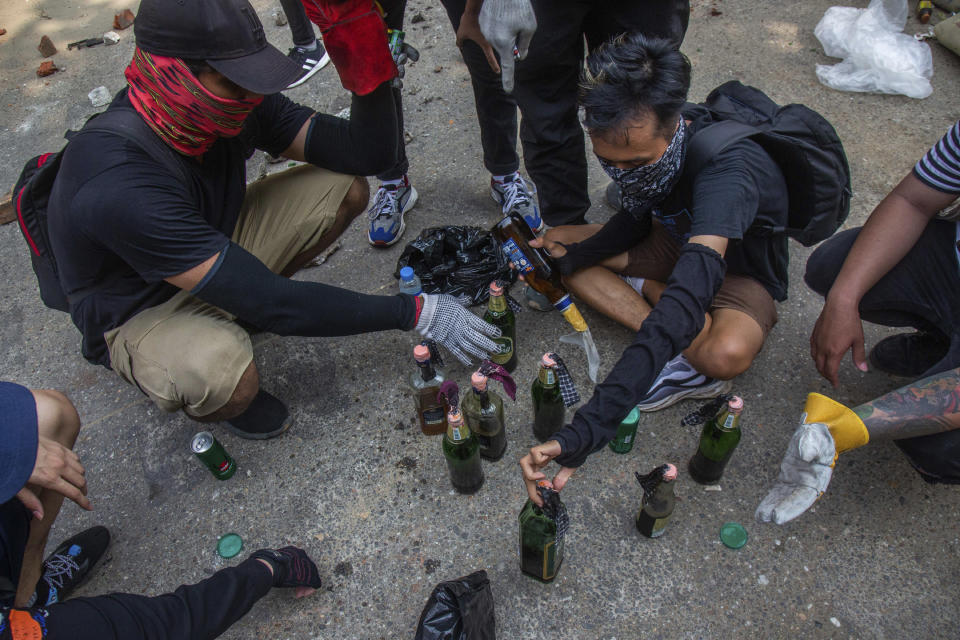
[461,371,507,461]
[608,407,641,454]
[519,482,568,582]
[442,409,484,494]
[688,396,744,484]
[635,464,677,538]
[410,344,446,436]
[531,353,565,442]
[482,281,517,372]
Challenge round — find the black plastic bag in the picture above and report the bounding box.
[395,226,514,306]
[414,570,495,640]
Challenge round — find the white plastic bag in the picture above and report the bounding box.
[814,0,933,99]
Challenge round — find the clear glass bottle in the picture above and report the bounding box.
[461,371,507,461]
[409,344,446,436]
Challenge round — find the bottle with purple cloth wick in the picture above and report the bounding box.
[461,360,516,461]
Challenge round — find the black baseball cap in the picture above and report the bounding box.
[134,0,302,95]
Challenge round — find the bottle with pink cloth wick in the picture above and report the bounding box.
[635,464,677,538]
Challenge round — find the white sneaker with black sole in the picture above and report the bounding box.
[286,40,330,89]
[636,353,732,412]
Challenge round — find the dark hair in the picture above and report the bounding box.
[579,33,691,143]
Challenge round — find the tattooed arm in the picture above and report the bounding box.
[852,367,960,440]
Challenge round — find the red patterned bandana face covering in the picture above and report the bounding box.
[124,47,264,156]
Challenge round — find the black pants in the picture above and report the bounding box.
[378,0,410,181]
[0,501,273,640]
[440,0,689,224]
[805,221,960,484]
[280,0,316,47]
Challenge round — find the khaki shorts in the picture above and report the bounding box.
[104,165,356,417]
[622,221,778,338]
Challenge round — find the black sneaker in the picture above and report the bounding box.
[37,526,110,605]
[286,40,330,89]
[224,390,292,440]
[869,330,950,377]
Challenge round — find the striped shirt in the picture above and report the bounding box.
[914,120,960,194]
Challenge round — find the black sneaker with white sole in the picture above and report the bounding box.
[35,526,111,605]
[286,40,330,89]
[224,389,292,440]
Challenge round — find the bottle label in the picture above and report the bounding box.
[501,239,534,274]
[452,427,462,441]
[539,368,556,386]
[423,406,445,425]
[722,414,737,430]
[622,434,632,445]
[491,336,514,364]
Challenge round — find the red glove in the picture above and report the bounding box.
[300,0,397,95]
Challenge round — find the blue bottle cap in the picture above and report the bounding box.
[400,266,414,281]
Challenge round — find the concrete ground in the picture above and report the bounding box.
[1,0,959,637]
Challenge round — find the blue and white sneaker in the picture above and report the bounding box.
[636,354,731,412]
[491,173,544,234]
[35,526,111,605]
[286,40,330,89]
[368,177,418,247]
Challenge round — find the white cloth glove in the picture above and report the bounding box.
[415,294,501,365]
[755,420,836,525]
[479,0,537,93]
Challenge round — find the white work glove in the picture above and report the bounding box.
[479,0,537,93]
[755,421,836,525]
[415,294,501,365]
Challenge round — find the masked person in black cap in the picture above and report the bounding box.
[519,34,789,503]
[45,0,500,440]
[0,380,324,640]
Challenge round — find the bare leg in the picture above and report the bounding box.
[14,391,81,607]
[281,177,369,277]
[684,308,764,380]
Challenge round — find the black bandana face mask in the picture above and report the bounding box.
[598,117,687,216]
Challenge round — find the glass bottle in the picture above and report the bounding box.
[398,266,422,295]
[688,396,743,484]
[491,211,588,332]
[518,482,567,582]
[482,281,517,372]
[442,409,484,494]
[461,371,507,461]
[531,353,565,442]
[636,464,677,538]
[608,407,641,454]
[409,344,446,436]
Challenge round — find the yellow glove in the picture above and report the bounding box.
[803,393,869,463]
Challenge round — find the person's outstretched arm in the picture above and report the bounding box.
[757,367,960,525]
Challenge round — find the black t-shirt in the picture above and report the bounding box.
[47,90,313,366]
[655,117,790,301]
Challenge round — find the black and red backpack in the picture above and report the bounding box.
[12,107,188,312]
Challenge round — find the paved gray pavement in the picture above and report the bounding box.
[1,0,959,637]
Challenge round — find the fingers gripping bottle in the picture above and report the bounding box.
[519,481,569,582]
[635,464,677,538]
[461,361,516,461]
[410,343,447,435]
[688,395,744,484]
[492,211,588,333]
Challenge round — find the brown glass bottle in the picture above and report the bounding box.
[492,211,587,332]
[409,344,447,435]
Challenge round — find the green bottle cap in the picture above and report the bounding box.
[217,533,244,559]
[720,522,748,549]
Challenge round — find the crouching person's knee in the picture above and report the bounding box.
[33,389,81,445]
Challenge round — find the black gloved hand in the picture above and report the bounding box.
[250,547,322,589]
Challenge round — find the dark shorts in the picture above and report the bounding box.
[806,221,960,484]
[622,221,779,338]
